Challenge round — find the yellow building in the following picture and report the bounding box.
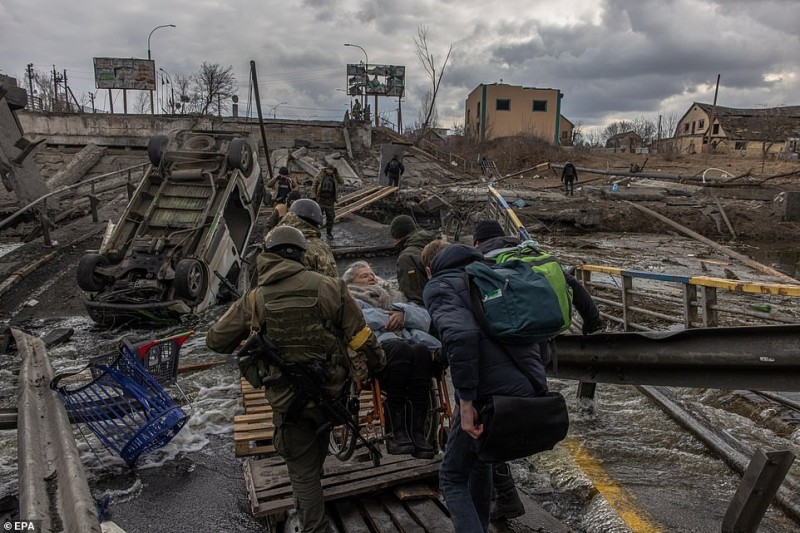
[464,83,568,144]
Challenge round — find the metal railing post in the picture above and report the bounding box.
[684,284,698,329]
[621,274,634,331]
[700,285,719,327]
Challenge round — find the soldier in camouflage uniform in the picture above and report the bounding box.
[389,215,436,305]
[207,226,385,533]
[278,199,339,278]
[312,163,344,239]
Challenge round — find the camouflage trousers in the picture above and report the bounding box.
[273,407,331,533]
[319,200,335,235]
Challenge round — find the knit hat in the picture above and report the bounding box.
[389,215,416,239]
[279,166,289,176]
[473,220,505,244]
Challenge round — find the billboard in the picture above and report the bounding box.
[347,64,405,97]
[93,58,156,90]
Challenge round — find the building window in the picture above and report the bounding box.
[698,119,705,129]
[496,99,510,111]
[684,123,690,132]
[712,124,720,134]
[532,100,547,112]
[735,141,747,150]
[477,102,480,116]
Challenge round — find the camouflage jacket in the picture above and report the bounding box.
[206,253,385,417]
[278,212,339,278]
[312,168,344,203]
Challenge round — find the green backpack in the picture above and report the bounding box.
[467,240,572,343]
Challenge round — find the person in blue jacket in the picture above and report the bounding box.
[343,260,441,459]
[421,241,548,533]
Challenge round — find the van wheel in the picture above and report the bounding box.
[174,259,207,300]
[227,139,253,174]
[77,253,110,292]
[147,135,169,166]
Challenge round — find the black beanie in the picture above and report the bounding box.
[473,220,505,244]
[279,166,289,175]
[389,215,417,239]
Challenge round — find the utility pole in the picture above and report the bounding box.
[26,64,35,110]
[705,74,721,153]
[52,65,59,110]
[89,92,95,113]
[63,69,70,113]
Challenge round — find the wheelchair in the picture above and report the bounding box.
[328,365,453,461]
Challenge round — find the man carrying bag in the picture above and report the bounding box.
[421,241,568,533]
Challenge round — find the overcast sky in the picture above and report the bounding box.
[1,0,797,135]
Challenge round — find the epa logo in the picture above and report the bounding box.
[3,522,38,531]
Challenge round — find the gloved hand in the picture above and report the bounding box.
[582,316,604,335]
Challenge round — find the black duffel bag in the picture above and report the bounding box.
[477,391,569,463]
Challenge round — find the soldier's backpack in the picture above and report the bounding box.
[465,241,572,344]
[387,158,401,175]
[320,174,336,196]
[275,178,292,204]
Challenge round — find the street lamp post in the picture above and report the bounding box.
[147,24,176,114]
[344,43,368,112]
[270,101,288,119]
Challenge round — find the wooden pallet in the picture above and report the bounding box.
[244,452,443,519]
[234,378,384,458]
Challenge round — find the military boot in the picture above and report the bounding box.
[385,404,414,455]
[490,462,525,520]
[409,404,435,460]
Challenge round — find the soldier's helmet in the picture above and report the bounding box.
[264,226,307,252]
[279,166,289,176]
[289,198,323,227]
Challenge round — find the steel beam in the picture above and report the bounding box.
[553,325,800,391]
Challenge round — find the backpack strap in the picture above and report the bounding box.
[462,272,546,395]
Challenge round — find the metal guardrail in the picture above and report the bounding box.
[15,329,102,532]
[577,265,800,332]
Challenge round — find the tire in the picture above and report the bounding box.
[174,259,207,301]
[329,383,359,460]
[227,138,254,174]
[76,253,110,292]
[147,135,169,166]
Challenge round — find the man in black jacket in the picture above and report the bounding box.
[422,242,548,533]
[384,155,405,187]
[472,219,603,521]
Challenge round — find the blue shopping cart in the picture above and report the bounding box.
[51,339,189,466]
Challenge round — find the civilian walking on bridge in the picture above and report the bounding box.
[473,219,603,521]
[384,155,405,187]
[421,240,548,533]
[312,163,344,239]
[561,161,578,196]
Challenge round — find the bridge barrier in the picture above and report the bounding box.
[577,265,800,331]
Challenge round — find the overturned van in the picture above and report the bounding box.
[78,130,263,326]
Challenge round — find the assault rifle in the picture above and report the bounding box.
[214,271,242,300]
[238,332,382,466]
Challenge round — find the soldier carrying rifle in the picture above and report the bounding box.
[206,226,386,533]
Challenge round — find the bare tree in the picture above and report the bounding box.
[29,69,55,111]
[413,25,453,144]
[174,75,194,114]
[631,115,656,145]
[191,62,236,115]
[133,91,150,114]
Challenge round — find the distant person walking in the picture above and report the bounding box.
[384,155,405,187]
[561,162,578,196]
[312,163,344,239]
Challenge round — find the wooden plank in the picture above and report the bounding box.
[363,498,401,533]
[335,187,398,221]
[380,494,425,533]
[335,499,371,533]
[254,462,441,516]
[405,499,454,533]
[394,485,438,501]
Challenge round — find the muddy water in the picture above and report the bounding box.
[523,381,799,532]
